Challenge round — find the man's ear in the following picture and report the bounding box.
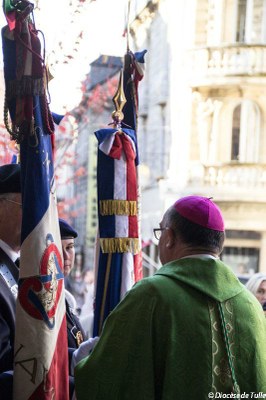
[165,228,176,248]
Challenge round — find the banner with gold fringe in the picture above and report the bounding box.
[2,2,69,399]
[93,50,146,335]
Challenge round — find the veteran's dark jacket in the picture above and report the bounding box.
[66,298,86,349]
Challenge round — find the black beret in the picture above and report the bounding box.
[0,163,21,194]
[59,218,78,239]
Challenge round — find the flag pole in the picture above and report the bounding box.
[126,0,132,52]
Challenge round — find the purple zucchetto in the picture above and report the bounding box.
[173,196,224,232]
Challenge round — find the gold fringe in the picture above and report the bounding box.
[100,238,140,254]
[100,200,137,216]
[6,77,45,100]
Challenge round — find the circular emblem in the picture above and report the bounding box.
[19,234,64,329]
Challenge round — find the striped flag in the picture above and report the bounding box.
[93,50,146,336]
[12,96,69,399]
[93,127,139,336]
[2,3,69,399]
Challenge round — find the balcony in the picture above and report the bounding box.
[187,162,266,200]
[203,163,266,187]
[187,44,266,85]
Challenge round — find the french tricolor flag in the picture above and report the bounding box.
[2,8,69,398]
[92,50,146,336]
[13,96,69,399]
[93,127,141,336]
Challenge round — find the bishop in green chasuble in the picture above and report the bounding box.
[75,196,266,399]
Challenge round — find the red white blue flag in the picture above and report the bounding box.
[93,127,140,335]
[93,50,146,336]
[12,96,69,400]
[2,3,69,399]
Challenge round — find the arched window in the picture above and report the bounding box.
[231,100,260,162]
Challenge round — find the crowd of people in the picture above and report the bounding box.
[0,163,266,399]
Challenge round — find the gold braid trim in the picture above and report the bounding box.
[100,200,137,216]
[100,238,140,254]
[4,96,14,137]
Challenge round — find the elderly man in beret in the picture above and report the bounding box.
[75,196,266,399]
[0,164,22,398]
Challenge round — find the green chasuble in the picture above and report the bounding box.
[75,258,266,400]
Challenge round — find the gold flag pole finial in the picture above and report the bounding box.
[112,68,127,130]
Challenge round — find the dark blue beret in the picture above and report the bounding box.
[0,164,21,194]
[59,218,78,239]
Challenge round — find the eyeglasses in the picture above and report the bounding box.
[2,198,22,207]
[153,227,168,240]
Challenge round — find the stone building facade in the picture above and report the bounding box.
[131,0,266,276]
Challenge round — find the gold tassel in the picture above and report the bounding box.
[100,238,140,254]
[100,200,137,216]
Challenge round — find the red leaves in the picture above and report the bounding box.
[0,128,16,164]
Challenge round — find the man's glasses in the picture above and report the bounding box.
[2,198,22,207]
[153,227,167,240]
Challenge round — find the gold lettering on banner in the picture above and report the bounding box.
[100,199,137,216]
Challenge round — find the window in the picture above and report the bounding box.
[235,0,255,43]
[262,0,266,42]
[221,246,259,276]
[231,105,241,160]
[231,100,260,162]
[221,230,260,277]
[236,0,248,42]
